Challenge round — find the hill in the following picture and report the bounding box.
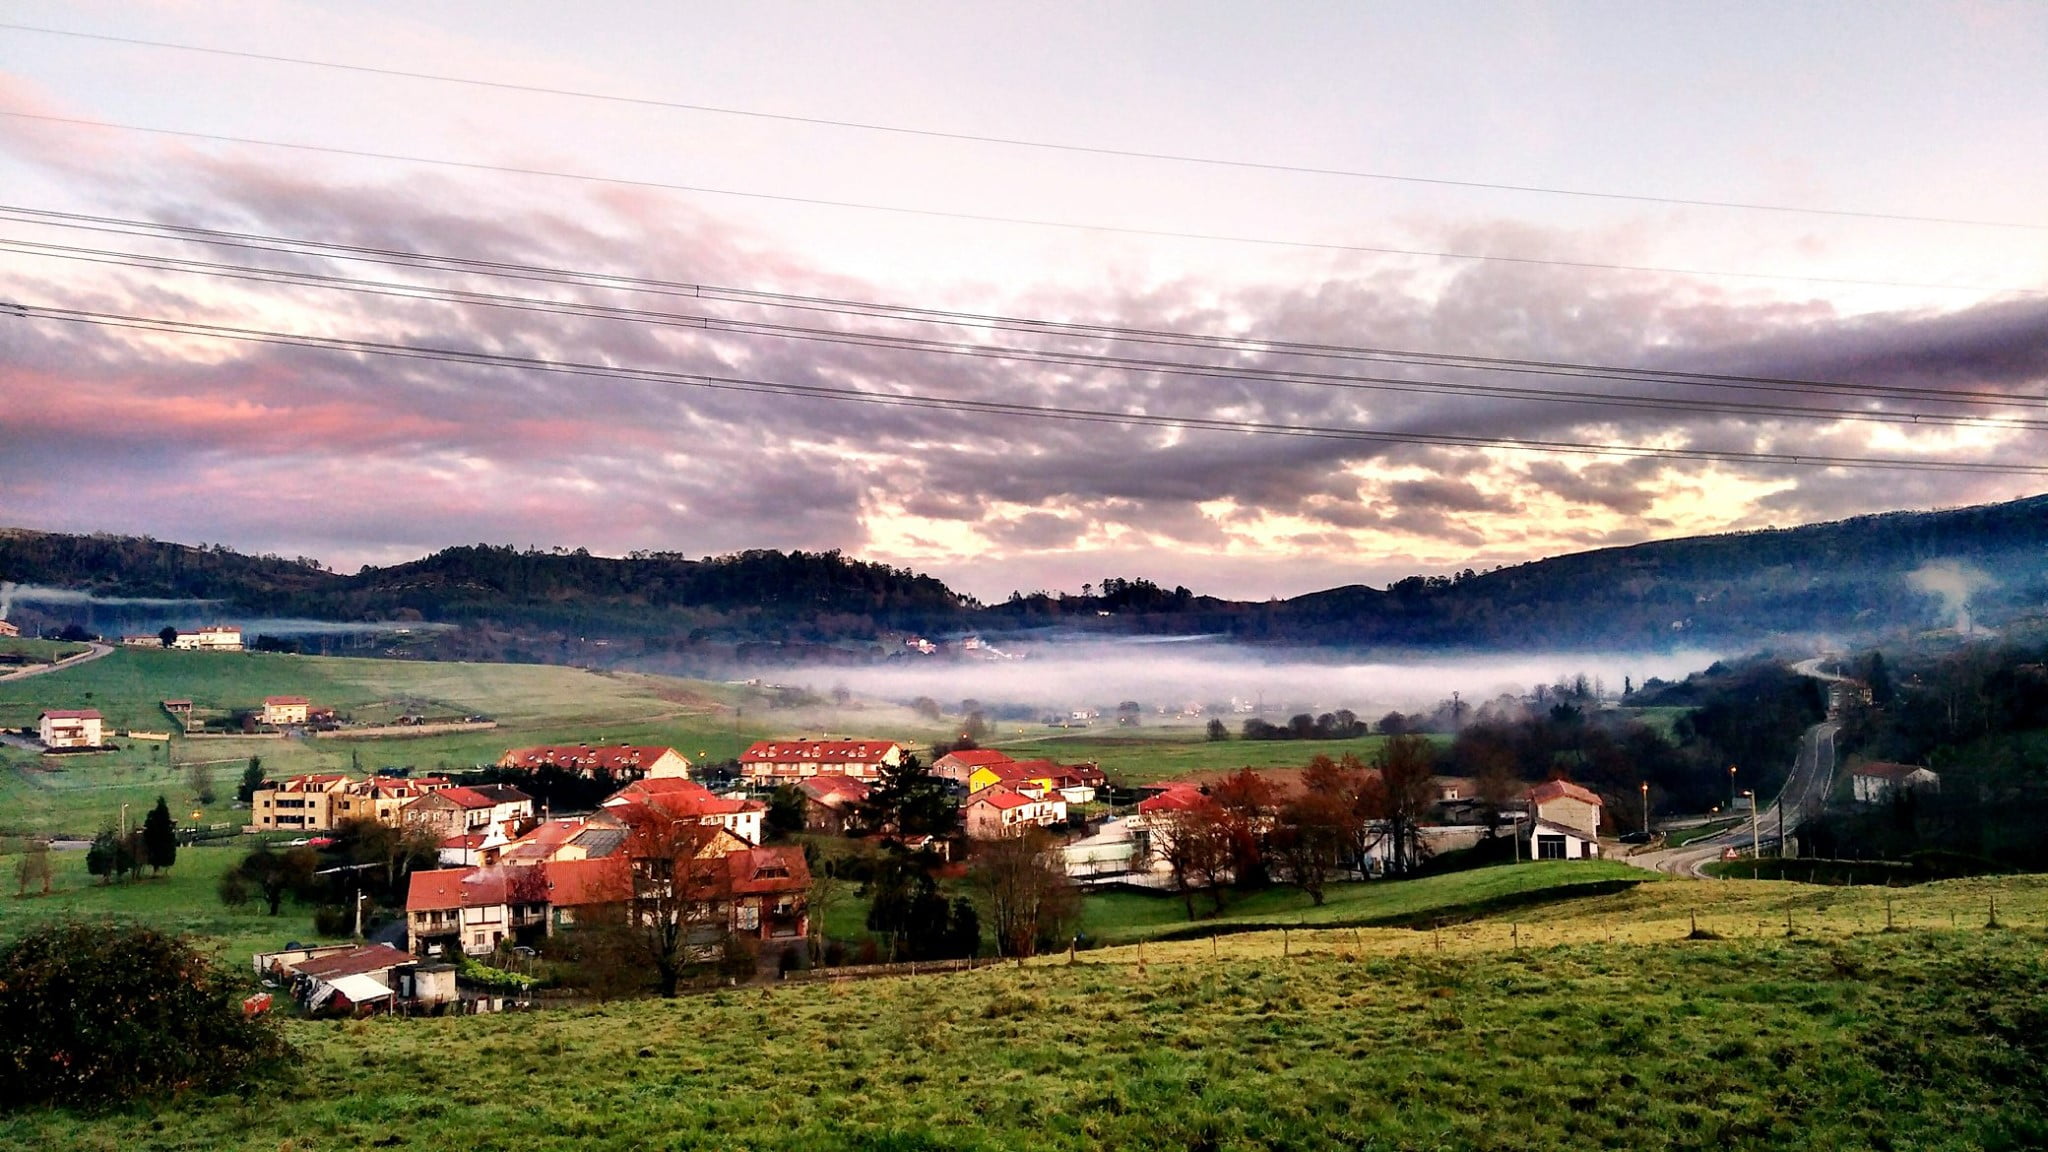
[3,491,2044,661]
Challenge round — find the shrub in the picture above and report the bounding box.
[0,922,291,1110]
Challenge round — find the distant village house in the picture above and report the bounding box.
[739,739,905,784]
[1850,762,1941,805]
[37,708,104,749]
[498,743,693,780]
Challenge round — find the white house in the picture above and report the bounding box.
[1525,779,1603,860]
[37,709,104,749]
[1850,762,1941,805]
[171,625,243,651]
[261,695,310,726]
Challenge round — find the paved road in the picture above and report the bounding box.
[0,641,113,682]
[1631,655,1844,878]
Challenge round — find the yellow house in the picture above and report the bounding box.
[966,759,1099,804]
[262,695,311,726]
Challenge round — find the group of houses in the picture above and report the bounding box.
[120,625,245,650]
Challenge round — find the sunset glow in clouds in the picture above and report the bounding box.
[2,2,2046,599]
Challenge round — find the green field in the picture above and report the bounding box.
[0,844,348,962]
[0,648,958,837]
[4,902,2045,1149]
[0,636,88,664]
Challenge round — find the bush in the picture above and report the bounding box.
[0,922,291,1110]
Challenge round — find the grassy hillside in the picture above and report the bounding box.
[4,904,2044,1149]
[995,730,1425,785]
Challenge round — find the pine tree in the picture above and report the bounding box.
[236,757,267,803]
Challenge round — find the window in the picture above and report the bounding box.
[1537,834,1567,860]
[736,904,760,930]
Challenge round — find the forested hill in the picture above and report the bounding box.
[1,492,2044,656]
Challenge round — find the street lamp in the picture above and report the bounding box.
[1728,765,1738,809]
[1743,791,1759,861]
[1639,781,1650,835]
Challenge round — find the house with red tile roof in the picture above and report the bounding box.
[36,708,104,749]
[261,695,311,726]
[405,865,552,956]
[250,773,358,833]
[402,784,535,842]
[963,787,1067,839]
[740,738,905,784]
[1525,779,1603,859]
[795,774,870,834]
[498,744,692,780]
[931,747,1013,785]
[602,777,765,845]
[968,759,1099,804]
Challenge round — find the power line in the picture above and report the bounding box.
[2,203,2036,411]
[3,20,2040,233]
[1,110,2036,298]
[10,233,2047,433]
[7,301,2043,477]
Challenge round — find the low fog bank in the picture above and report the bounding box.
[800,640,1727,718]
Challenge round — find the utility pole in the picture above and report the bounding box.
[1746,793,1760,861]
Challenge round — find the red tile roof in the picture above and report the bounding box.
[541,857,633,906]
[1526,780,1603,808]
[1137,784,1211,815]
[935,748,1013,768]
[605,778,763,819]
[966,787,1039,812]
[405,866,545,912]
[724,846,811,896]
[796,774,871,804]
[39,709,103,720]
[741,739,901,765]
[427,785,503,810]
[263,695,310,706]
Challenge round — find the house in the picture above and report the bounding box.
[402,784,534,842]
[932,747,1013,785]
[161,699,192,718]
[795,774,870,834]
[334,775,453,827]
[721,846,811,944]
[281,944,415,1013]
[498,744,692,780]
[250,774,357,832]
[963,787,1068,839]
[601,777,766,845]
[261,695,311,726]
[170,625,243,651]
[1525,779,1603,860]
[538,856,634,931]
[1850,762,1942,804]
[37,708,104,749]
[0,620,18,638]
[739,739,905,784]
[405,866,550,956]
[967,759,1099,805]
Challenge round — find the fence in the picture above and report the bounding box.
[779,956,1003,984]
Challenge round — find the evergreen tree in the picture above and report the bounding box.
[141,796,178,875]
[236,756,266,804]
[85,829,117,885]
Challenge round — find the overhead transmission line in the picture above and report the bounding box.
[1,204,2037,414]
[1,111,2035,298]
[2,21,2040,232]
[7,233,2046,434]
[6,301,2043,478]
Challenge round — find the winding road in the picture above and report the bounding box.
[1631,656,1845,878]
[0,641,112,682]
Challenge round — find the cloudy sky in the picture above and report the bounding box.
[2,1,2045,601]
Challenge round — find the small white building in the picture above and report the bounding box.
[261,695,310,726]
[37,709,104,749]
[1525,779,1603,860]
[171,625,243,651]
[1850,762,1941,805]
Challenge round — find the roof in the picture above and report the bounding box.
[605,778,762,819]
[469,784,535,806]
[39,709,103,720]
[966,787,1039,812]
[405,866,537,911]
[291,944,413,981]
[1526,780,1604,808]
[1531,816,1601,842]
[724,846,811,896]
[498,744,686,774]
[542,857,633,906]
[741,739,902,765]
[276,773,353,792]
[327,973,394,1004]
[796,774,871,804]
[1137,785,1212,815]
[1851,761,1936,781]
[935,748,1013,768]
[499,818,590,861]
[420,785,504,811]
[569,826,628,858]
[263,695,310,706]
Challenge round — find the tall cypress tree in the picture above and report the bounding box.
[142,796,178,875]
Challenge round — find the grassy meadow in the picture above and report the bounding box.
[994,730,1429,786]
[4,900,2045,1149]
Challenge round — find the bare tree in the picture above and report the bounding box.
[619,809,735,997]
[972,827,1078,958]
[1368,734,1438,875]
[15,837,53,896]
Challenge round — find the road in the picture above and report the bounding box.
[1631,655,1844,878]
[0,641,113,682]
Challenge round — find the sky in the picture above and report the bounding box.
[1,1,2045,601]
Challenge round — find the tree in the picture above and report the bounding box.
[863,755,958,840]
[1271,788,1350,905]
[1151,799,1231,919]
[85,828,118,885]
[618,808,735,997]
[157,625,178,648]
[972,827,1078,958]
[766,785,807,838]
[866,849,965,961]
[910,696,943,722]
[1369,733,1438,875]
[1209,768,1277,888]
[235,843,317,915]
[142,796,178,875]
[14,838,52,897]
[236,757,267,804]
[1205,718,1228,742]
[1116,701,1143,728]
[216,867,249,908]
[188,763,217,807]
[0,923,291,1109]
